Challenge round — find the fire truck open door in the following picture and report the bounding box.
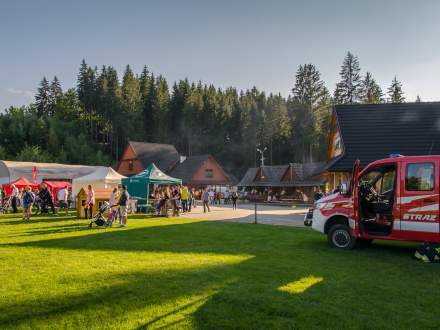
[352,159,360,237]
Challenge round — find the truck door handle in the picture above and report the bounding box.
[424,199,435,203]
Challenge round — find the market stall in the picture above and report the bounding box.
[72,167,126,196]
[122,163,182,206]
[43,181,72,204]
[2,177,39,195]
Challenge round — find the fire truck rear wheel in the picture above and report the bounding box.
[328,224,356,250]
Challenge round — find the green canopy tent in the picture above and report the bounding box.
[122,163,182,206]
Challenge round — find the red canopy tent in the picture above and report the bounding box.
[2,177,39,195]
[43,181,72,204]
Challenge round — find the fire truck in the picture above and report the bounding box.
[305,155,440,249]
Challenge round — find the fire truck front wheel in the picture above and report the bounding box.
[327,224,356,250]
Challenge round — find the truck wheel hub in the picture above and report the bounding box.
[332,229,350,248]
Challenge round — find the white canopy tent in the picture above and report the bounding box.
[72,167,127,196]
[0,160,100,185]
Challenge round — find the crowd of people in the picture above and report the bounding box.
[152,186,239,215]
[0,181,240,223]
[0,183,72,221]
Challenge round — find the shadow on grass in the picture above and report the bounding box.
[2,220,438,328]
[19,223,90,236]
[0,214,77,225]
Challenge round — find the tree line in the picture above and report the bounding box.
[0,51,409,175]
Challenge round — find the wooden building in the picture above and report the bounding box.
[324,102,440,191]
[168,155,232,188]
[116,141,180,176]
[238,163,325,201]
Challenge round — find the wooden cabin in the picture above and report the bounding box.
[116,141,180,176]
[168,155,232,188]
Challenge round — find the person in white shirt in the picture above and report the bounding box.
[108,187,119,226]
[11,184,19,213]
[208,189,215,205]
[57,186,69,215]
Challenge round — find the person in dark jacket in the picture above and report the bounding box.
[38,182,56,214]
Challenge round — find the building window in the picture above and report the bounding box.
[406,163,434,191]
[205,169,213,178]
[128,160,134,171]
[333,133,342,157]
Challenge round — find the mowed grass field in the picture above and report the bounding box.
[0,212,439,329]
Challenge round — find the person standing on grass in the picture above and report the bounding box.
[188,187,193,212]
[22,186,35,221]
[11,184,19,213]
[38,183,56,215]
[85,185,95,219]
[231,191,238,210]
[202,188,210,213]
[109,187,119,222]
[57,186,69,216]
[181,185,189,213]
[118,185,129,227]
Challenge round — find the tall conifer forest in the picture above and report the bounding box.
[0,53,405,175]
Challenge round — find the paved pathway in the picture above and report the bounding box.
[180,202,309,227]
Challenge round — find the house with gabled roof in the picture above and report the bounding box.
[168,155,232,187]
[323,102,440,191]
[116,141,180,176]
[117,142,232,188]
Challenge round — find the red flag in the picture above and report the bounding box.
[33,166,37,184]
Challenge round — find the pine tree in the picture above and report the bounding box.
[49,76,63,116]
[359,72,383,104]
[104,66,122,156]
[154,75,170,141]
[50,76,63,99]
[334,51,362,104]
[387,76,405,103]
[77,60,97,134]
[142,74,156,141]
[139,65,151,99]
[291,64,330,162]
[169,79,191,150]
[35,77,51,117]
[121,65,140,113]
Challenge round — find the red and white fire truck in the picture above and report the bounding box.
[305,155,440,249]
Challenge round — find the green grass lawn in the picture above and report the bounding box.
[0,212,439,329]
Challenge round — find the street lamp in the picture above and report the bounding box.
[256,147,267,167]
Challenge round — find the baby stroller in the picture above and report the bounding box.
[0,196,11,214]
[88,202,112,229]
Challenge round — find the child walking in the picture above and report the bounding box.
[22,186,35,221]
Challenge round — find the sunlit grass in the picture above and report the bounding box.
[0,212,439,329]
[278,276,323,294]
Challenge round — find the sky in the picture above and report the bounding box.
[1,0,440,110]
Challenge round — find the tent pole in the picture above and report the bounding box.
[146,183,149,207]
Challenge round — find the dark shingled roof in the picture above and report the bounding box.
[168,155,232,185]
[129,141,180,173]
[327,102,440,172]
[238,163,325,187]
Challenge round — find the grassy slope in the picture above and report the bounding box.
[0,213,439,329]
